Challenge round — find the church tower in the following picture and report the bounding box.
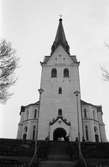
[38,18,83,141]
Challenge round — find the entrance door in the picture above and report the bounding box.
[53,128,67,141]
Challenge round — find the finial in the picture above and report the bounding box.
[59,14,63,21]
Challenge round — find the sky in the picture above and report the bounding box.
[1,0,109,140]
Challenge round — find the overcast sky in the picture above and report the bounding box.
[1,0,109,140]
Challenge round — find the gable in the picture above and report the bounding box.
[50,116,71,126]
[46,45,74,66]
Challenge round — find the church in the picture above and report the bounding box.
[17,18,107,143]
[0,18,109,167]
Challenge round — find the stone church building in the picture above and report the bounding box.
[17,18,107,143]
[0,18,109,167]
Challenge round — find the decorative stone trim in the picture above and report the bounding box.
[49,116,71,126]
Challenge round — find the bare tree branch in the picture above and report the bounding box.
[101,66,109,81]
[100,42,109,81]
[104,42,109,49]
[0,40,18,103]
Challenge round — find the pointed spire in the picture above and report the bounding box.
[51,18,70,55]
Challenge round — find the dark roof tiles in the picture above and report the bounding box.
[51,18,70,55]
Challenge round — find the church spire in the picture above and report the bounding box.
[51,18,70,55]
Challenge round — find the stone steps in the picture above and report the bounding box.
[47,142,71,161]
[38,160,78,167]
[38,141,78,167]
[47,154,70,161]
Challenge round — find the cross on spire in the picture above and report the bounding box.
[59,14,63,19]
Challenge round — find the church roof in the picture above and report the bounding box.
[51,18,70,55]
[81,100,102,113]
[70,56,78,63]
[20,101,40,115]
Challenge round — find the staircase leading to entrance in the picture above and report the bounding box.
[38,141,78,167]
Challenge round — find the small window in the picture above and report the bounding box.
[34,109,37,118]
[63,68,69,77]
[51,68,57,78]
[58,109,62,116]
[58,87,62,94]
[85,125,89,141]
[84,109,87,119]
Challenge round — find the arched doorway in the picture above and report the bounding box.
[53,128,67,141]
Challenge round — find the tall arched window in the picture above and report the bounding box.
[23,133,27,140]
[24,126,28,132]
[63,68,69,77]
[94,126,97,133]
[84,109,87,119]
[27,110,29,120]
[93,110,96,120]
[23,126,28,140]
[85,125,89,141]
[95,134,99,142]
[51,68,57,78]
[33,126,36,140]
[94,126,99,142]
[34,109,37,118]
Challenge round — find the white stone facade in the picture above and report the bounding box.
[17,18,107,142]
[81,101,107,142]
[17,99,107,142]
[17,102,39,140]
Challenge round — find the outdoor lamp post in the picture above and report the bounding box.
[74,90,87,167]
[29,88,44,167]
[74,90,81,155]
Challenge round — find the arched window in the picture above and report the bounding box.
[93,110,96,120]
[33,126,36,140]
[94,126,99,142]
[34,109,37,118]
[84,109,87,119]
[85,125,89,141]
[27,110,29,120]
[51,68,57,78]
[95,134,99,142]
[63,68,69,77]
[24,126,28,132]
[23,133,27,140]
[23,126,27,140]
[58,87,62,94]
[94,126,97,133]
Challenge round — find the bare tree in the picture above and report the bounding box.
[101,66,109,81]
[0,40,18,103]
[101,42,109,81]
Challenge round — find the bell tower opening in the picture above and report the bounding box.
[53,128,67,141]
